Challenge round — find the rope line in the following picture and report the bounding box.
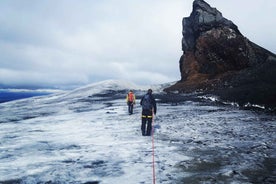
[151,113,156,184]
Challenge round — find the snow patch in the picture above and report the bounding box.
[244,102,265,109]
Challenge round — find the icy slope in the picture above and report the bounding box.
[0,80,139,123]
[0,80,275,183]
[0,80,184,183]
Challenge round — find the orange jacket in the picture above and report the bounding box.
[126,92,136,104]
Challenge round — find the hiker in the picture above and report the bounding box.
[126,90,136,115]
[140,89,157,136]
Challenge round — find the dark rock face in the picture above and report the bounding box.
[166,0,276,110]
[182,0,239,52]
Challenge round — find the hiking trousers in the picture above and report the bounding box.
[127,101,134,114]
[141,109,153,136]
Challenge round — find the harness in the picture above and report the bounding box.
[142,115,153,118]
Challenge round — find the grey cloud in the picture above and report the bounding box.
[0,0,275,88]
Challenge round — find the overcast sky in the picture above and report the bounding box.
[0,0,275,89]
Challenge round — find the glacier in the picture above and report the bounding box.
[0,80,275,183]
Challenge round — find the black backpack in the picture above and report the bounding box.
[142,94,152,110]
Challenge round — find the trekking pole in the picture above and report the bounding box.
[151,111,156,184]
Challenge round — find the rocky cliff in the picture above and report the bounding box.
[165,0,276,111]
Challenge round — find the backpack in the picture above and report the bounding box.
[142,94,152,110]
[128,92,134,102]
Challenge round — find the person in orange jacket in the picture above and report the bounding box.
[126,90,136,115]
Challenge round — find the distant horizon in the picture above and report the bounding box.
[0,78,175,91]
[0,79,170,103]
[0,90,52,103]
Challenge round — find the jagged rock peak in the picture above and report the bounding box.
[192,0,223,22]
[183,0,239,51]
[192,0,237,29]
[165,0,276,110]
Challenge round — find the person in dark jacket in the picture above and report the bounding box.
[140,89,157,136]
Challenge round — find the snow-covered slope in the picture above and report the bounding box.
[0,80,275,183]
[64,80,139,98]
[0,80,142,122]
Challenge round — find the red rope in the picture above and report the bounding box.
[151,113,156,184]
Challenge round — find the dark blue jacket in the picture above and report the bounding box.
[140,93,157,114]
